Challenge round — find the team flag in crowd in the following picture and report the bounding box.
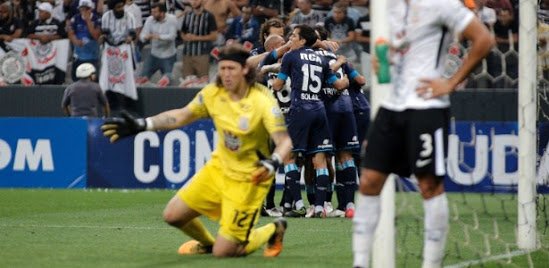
[99,43,138,100]
[0,39,70,85]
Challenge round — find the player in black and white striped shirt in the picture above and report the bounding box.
[179,0,217,79]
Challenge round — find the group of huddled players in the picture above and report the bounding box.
[252,23,369,219]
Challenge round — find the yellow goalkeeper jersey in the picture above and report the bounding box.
[187,82,287,182]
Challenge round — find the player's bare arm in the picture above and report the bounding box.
[354,75,366,86]
[416,17,495,99]
[272,77,285,91]
[274,41,293,59]
[148,106,199,131]
[246,51,270,69]
[329,54,366,87]
[329,55,346,71]
[271,130,293,163]
[101,106,198,143]
[313,39,340,52]
[333,76,350,91]
[259,63,281,76]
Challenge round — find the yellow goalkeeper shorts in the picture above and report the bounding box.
[177,159,272,242]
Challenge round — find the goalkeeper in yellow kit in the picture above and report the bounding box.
[101,44,293,257]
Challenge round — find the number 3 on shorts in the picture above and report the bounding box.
[416,133,433,169]
[419,133,433,158]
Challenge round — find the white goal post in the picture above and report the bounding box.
[517,0,538,251]
[370,0,395,267]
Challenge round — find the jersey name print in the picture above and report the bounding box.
[278,47,336,110]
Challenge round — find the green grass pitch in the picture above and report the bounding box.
[0,189,547,267]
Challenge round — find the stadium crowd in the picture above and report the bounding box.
[0,0,545,88]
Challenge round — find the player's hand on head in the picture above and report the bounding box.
[321,40,340,52]
[251,150,282,185]
[101,110,147,143]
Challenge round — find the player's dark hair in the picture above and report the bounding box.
[259,18,286,45]
[294,24,318,47]
[314,25,329,41]
[215,44,257,86]
[151,2,167,13]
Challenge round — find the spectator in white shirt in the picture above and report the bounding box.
[136,2,179,86]
[125,0,143,35]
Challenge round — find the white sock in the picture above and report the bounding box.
[346,202,355,210]
[295,200,304,210]
[352,194,380,268]
[422,193,449,268]
[315,205,324,213]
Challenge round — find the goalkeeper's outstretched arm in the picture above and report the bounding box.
[101,106,199,143]
[147,106,199,131]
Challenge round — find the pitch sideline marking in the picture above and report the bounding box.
[0,224,172,230]
[0,223,349,233]
[444,250,530,268]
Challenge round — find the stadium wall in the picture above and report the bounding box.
[0,87,547,193]
[0,86,529,120]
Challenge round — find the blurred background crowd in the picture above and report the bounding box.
[0,0,547,89]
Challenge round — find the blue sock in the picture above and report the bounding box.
[341,160,357,208]
[285,164,302,206]
[335,169,346,210]
[306,184,315,206]
[314,168,330,208]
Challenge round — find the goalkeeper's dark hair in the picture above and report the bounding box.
[215,44,257,86]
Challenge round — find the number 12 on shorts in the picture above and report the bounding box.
[232,209,254,228]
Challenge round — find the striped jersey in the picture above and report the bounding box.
[289,10,323,28]
[28,18,66,37]
[180,9,217,56]
[133,0,151,25]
